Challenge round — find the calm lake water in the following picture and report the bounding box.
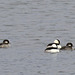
[0,0,75,75]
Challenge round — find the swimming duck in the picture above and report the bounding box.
[0,39,10,48]
[60,43,73,50]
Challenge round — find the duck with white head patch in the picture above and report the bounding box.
[47,39,61,49]
[0,39,10,48]
[60,42,73,50]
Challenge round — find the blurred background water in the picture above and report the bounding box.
[0,0,75,75]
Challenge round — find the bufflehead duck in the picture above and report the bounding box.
[45,44,60,53]
[60,43,73,50]
[0,39,10,48]
[47,39,61,49]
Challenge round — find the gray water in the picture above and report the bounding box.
[0,0,75,75]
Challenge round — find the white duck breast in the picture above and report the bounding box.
[45,47,59,53]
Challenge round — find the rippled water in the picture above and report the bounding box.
[0,0,75,75]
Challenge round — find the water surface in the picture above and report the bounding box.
[0,0,75,75]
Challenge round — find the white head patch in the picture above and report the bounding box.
[54,39,59,44]
[5,41,8,44]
